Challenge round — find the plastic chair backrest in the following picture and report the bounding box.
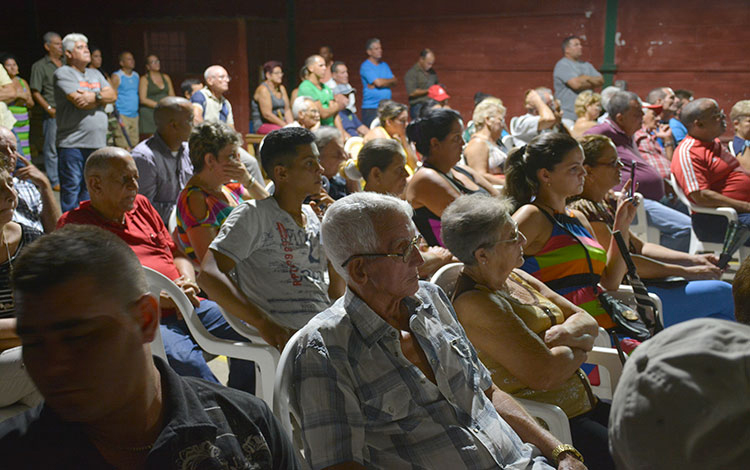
[274,328,309,467]
[429,262,463,298]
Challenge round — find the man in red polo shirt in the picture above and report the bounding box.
[57,146,255,393]
[671,98,750,243]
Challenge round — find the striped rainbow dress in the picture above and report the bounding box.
[520,209,614,329]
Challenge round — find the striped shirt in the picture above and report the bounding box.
[671,136,750,204]
[292,282,552,470]
[520,210,613,328]
[0,224,43,319]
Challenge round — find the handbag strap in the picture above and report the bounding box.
[535,206,599,295]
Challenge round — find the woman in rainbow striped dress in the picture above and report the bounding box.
[1,55,33,157]
[505,132,638,330]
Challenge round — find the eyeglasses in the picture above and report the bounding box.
[474,224,523,255]
[341,234,422,267]
[595,158,624,168]
[215,75,231,82]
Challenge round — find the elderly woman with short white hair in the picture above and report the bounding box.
[463,97,507,186]
[441,193,613,469]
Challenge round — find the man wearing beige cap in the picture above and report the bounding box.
[609,318,750,469]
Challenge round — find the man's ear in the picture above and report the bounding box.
[370,166,383,183]
[273,164,288,183]
[86,174,102,195]
[347,257,368,287]
[133,293,160,344]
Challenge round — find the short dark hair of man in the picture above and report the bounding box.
[733,257,750,325]
[419,48,433,58]
[365,38,380,51]
[188,121,242,173]
[331,60,345,74]
[180,78,201,97]
[12,224,148,309]
[561,35,580,52]
[260,127,315,179]
[675,89,694,101]
[680,98,714,130]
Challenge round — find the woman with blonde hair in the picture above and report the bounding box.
[571,90,602,138]
[463,97,507,185]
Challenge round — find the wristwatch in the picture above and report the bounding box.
[95,91,102,104]
[552,444,584,464]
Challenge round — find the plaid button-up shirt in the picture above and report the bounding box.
[634,127,671,179]
[12,177,43,232]
[291,282,552,470]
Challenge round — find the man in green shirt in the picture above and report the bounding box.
[297,54,347,135]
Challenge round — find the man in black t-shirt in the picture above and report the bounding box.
[0,225,299,469]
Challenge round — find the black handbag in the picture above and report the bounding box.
[536,208,652,343]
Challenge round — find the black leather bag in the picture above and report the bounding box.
[597,291,650,341]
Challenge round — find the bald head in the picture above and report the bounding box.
[682,98,726,141]
[84,147,132,180]
[0,126,14,145]
[154,96,192,129]
[204,65,229,95]
[0,127,17,169]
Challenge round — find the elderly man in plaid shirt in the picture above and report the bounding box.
[633,101,676,179]
[290,192,586,470]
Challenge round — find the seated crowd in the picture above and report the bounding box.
[0,30,748,469]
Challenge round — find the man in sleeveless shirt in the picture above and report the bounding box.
[110,51,139,150]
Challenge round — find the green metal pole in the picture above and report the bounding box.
[601,0,619,87]
[286,0,297,88]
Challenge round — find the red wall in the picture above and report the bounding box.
[294,0,750,136]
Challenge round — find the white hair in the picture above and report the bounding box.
[292,96,315,118]
[313,126,342,151]
[322,192,413,282]
[62,33,88,53]
[203,65,224,81]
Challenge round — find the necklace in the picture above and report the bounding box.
[534,200,563,215]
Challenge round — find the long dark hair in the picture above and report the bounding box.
[503,132,580,210]
[405,108,461,157]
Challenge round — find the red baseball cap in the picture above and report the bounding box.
[428,84,450,102]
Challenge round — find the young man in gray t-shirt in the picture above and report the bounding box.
[199,127,345,351]
[53,33,115,212]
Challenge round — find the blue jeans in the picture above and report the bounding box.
[648,280,735,327]
[58,147,95,212]
[643,198,691,252]
[361,108,378,128]
[161,299,256,394]
[42,117,58,186]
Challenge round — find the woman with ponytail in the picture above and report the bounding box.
[405,108,498,246]
[506,132,638,329]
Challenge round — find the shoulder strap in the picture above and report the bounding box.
[536,206,599,293]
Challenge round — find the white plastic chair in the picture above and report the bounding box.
[615,191,660,244]
[274,329,310,468]
[429,262,463,298]
[515,398,573,445]
[143,266,280,410]
[669,174,750,262]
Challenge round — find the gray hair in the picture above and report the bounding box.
[292,96,315,117]
[441,194,514,266]
[313,126,342,152]
[62,33,88,53]
[84,146,131,181]
[43,32,61,45]
[535,87,553,103]
[606,90,640,117]
[600,86,621,111]
[322,192,413,281]
[472,97,506,130]
[646,87,668,105]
